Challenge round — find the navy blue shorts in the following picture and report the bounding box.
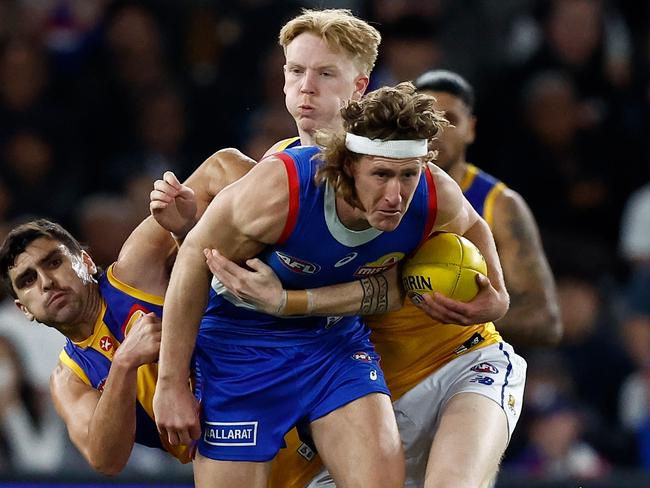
[194,328,390,461]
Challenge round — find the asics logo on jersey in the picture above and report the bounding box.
[275,251,321,275]
[335,252,358,267]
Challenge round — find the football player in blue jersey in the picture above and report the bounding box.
[153,81,509,488]
[0,149,255,475]
[206,71,560,488]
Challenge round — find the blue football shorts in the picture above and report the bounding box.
[194,326,390,461]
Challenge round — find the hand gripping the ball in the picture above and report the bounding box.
[402,233,508,325]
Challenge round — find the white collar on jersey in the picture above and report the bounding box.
[324,182,382,247]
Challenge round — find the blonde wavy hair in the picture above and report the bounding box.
[279,9,381,75]
[313,82,447,210]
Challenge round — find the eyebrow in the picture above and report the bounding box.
[287,62,339,71]
[13,249,62,287]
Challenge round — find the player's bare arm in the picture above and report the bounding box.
[206,248,403,316]
[154,157,290,446]
[50,312,162,475]
[418,164,509,325]
[492,188,562,345]
[204,164,509,323]
[114,149,256,297]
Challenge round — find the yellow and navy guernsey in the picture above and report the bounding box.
[58,264,191,463]
[269,163,508,488]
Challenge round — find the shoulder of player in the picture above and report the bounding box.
[215,156,291,244]
[203,148,257,179]
[232,154,291,191]
[490,185,541,244]
[426,162,462,200]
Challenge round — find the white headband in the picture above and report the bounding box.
[345,132,428,158]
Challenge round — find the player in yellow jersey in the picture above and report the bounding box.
[413,70,562,347]
[204,72,562,487]
[0,149,255,475]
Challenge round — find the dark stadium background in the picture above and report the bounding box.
[0,0,648,487]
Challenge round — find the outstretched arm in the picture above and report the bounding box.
[491,189,562,346]
[50,313,162,475]
[153,157,288,446]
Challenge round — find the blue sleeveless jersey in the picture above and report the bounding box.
[200,145,437,346]
[58,265,191,463]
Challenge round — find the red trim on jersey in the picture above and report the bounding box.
[121,303,152,335]
[275,152,300,244]
[420,167,438,245]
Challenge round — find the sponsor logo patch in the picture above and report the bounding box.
[453,332,485,355]
[370,370,378,381]
[203,421,258,446]
[471,362,499,374]
[352,351,372,362]
[99,336,114,352]
[469,375,494,386]
[297,442,315,461]
[275,251,321,275]
[353,252,404,277]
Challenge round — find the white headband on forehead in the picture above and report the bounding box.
[345,132,428,158]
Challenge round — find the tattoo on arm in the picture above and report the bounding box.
[359,274,389,315]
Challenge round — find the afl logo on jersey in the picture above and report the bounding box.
[275,251,321,275]
[353,252,405,277]
[352,351,372,362]
[471,362,499,374]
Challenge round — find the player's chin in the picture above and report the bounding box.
[370,213,403,231]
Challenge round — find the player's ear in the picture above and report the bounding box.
[353,74,369,100]
[81,251,97,275]
[467,115,477,144]
[15,300,34,321]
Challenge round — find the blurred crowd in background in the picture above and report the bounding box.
[0,0,648,484]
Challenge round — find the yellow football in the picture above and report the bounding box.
[402,232,488,302]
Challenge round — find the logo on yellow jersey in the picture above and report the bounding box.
[353,252,404,277]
